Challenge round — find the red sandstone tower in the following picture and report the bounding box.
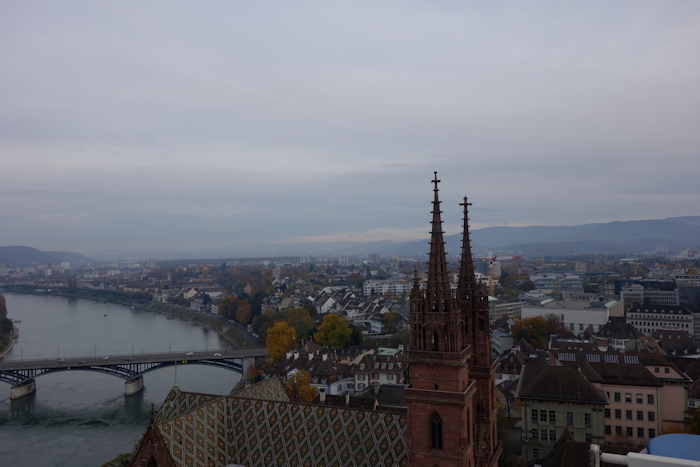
[406,172,501,467]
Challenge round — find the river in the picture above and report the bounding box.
[0,293,241,467]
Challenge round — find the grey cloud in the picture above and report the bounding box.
[1,1,699,258]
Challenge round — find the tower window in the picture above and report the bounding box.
[431,412,443,449]
[432,332,439,351]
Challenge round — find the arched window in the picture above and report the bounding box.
[431,412,443,449]
[432,332,439,351]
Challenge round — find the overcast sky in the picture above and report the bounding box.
[2,1,699,258]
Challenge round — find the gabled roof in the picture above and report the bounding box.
[155,386,219,423]
[231,377,290,402]
[518,360,607,405]
[137,383,409,467]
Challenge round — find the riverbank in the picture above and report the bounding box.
[0,325,17,360]
[0,285,261,350]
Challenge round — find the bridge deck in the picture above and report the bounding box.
[0,348,267,371]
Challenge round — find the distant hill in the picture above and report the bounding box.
[0,246,92,266]
[351,216,700,258]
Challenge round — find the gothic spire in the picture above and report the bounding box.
[426,171,451,310]
[457,196,477,299]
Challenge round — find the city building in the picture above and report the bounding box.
[522,306,609,336]
[621,283,680,310]
[595,317,642,352]
[362,279,411,296]
[488,297,522,323]
[553,351,688,447]
[627,305,694,336]
[517,360,608,463]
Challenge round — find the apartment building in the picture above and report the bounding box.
[627,305,694,336]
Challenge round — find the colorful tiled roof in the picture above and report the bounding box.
[139,383,408,467]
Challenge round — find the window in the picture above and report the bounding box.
[530,428,538,440]
[614,392,621,402]
[637,427,644,438]
[540,411,547,423]
[586,432,592,443]
[625,393,632,403]
[584,413,591,427]
[626,410,633,420]
[549,411,556,424]
[626,427,633,437]
[636,393,643,404]
[431,413,443,449]
[532,448,540,460]
[637,411,644,421]
[615,426,622,435]
[649,429,656,438]
[648,394,655,405]
[605,425,611,435]
[541,429,548,441]
[531,409,538,423]
[615,409,621,419]
[664,367,670,374]
[648,411,655,421]
[566,412,574,425]
[604,408,610,418]
[549,430,556,442]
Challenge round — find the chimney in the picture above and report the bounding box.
[322,353,328,362]
[345,392,350,406]
[319,388,326,403]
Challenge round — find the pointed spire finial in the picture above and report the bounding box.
[458,195,477,299]
[426,171,451,311]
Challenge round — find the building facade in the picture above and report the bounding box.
[518,362,607,463]
[627,305,694,336]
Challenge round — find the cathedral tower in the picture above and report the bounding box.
[407,172,476,467]
[457,197,501,467]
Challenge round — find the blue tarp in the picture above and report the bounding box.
[647,434,700,461]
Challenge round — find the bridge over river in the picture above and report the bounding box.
[0,348,267,400]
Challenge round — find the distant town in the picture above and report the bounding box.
[2,241,700,466]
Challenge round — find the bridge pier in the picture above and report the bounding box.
[11,378,36,400]
[125,376,144,396]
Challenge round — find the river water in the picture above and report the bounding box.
[0,293,241,466]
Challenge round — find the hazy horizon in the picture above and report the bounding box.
[3,2,699,258]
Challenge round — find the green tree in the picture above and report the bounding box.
[219,295,239,320]
[266,321,296,361]
[286,307,315,341]
[382,311,400,334]
[314,314,352,349]
[252,313,273,338]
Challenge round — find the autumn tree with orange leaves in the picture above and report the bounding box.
[266,321,296,361]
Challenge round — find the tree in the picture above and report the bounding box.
[286,370,317,403]
[235,300,252,325]
[382,311,400,334]
[252,313,273,338]
[286,308,314,341]
[511,316,549,348]
[266,321,296,361]
[219,295,239,320]
[314,314,352,348]
[512,314,572,348]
